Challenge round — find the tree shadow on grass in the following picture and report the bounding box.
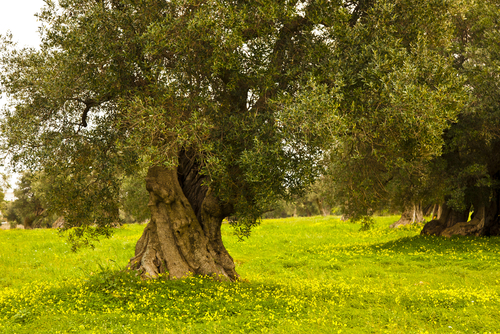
[302,234,500,259]
[369,234,500,254]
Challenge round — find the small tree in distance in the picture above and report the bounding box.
[119,170,150,224]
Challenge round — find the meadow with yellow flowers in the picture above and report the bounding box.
[0,216,499,333]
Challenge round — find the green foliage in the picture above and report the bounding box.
[433,0,500,212]
[1,0,498,243]
[0,0,342,242]
[1,217,499,333]
[357,215,375,231]
[319,0,469,219]
[311,0,500,220]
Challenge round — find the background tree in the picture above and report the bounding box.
[119,170,150,224]
[263,178,332,219]
[303,177,332,217]
[317,0,500,236]
[420,0,500,236]
[0,173,9,222]
[2,171,55,228]
[308,0,467,226]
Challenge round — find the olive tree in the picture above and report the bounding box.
[420,0,500,236]
[302,0,468,225]
[320,0,500,236]
[0,0,340,280]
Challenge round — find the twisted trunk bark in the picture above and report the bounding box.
[421,190,500,237]
[127,152,238,281]
[420,202,469,236]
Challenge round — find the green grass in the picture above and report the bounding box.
[0,216,499,333]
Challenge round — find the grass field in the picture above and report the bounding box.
[0,216,499,333]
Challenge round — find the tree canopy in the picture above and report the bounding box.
[1,0,337,238]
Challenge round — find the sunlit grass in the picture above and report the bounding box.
[0,216,499,333]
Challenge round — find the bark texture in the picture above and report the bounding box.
[390,203,424,228]
[128,152,238,281]
[421,192,500,237]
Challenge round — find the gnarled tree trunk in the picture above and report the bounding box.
[390,203,424,228]
[421,190,500,237]
[127,151,238,281]
[420,202,469,236]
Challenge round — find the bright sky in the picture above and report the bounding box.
[1,0,46,191]
[0,0,46,48]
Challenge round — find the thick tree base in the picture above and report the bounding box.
[421,202,500,237]
[127,166,238,281]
